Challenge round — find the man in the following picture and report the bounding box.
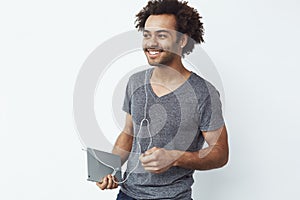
[97,0,229,199]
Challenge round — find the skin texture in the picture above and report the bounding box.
[96,114,133,190]
[140,126,229,174]
[143,15,180,66]
[143,15,188,70]
[96,14,229,191]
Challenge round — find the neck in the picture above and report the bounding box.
[151,58,191,83]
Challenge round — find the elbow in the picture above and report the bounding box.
[214,156,228,169]
[219,148,229,168]
[213,146,229,169]
[219,155,229,168]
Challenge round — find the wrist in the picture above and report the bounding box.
[169,150,181,167]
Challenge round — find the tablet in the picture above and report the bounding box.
[86,148,122,183]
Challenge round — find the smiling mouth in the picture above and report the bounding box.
[144,48,164,54]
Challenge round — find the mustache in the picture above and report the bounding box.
[143,47,164,52]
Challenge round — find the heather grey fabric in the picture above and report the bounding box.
[121,68,224,200]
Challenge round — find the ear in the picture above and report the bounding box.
[180,34,188,48]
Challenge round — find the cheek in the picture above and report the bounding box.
[170,42,181,51]
[142,40,147,48]
[161,40,176,49]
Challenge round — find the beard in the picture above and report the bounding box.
[143,48,177,67]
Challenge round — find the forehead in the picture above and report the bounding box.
[144,14,176,31]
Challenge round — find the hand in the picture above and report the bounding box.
[139,147,178,174]
[96,174,118,190]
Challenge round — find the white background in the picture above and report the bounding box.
[1,0,299,199]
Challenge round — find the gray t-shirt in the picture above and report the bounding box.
[121,68,224,200]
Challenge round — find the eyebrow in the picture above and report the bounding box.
[143,29,172,34]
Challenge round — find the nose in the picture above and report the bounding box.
[145,36,158,47]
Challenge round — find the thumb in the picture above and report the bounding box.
[144,147,159,156]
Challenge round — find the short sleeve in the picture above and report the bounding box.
[122,78,132,114]
[199,84,224,131]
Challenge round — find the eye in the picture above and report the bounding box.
[157,34,167,39]
[143,32,151,39]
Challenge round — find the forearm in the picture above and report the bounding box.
[112,131,133,165]
[173,145,229,170]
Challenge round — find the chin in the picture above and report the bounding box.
[147,60,166,67]
[146,58,158,66]
[145,55,173,67]
[148,62,159,67]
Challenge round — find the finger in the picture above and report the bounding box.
[96,176,108,190]
[143,166,166,174]
[96,182,104,190]
[112,175,118,183]
[112,180,118,188]
[100,176,107,183]
[139,154,154,164]
[102,176,109,189]
[107,175,113,189]
[144,147,159,155]
[140,152,157,164]
[141,160,159,167]
[112,176,118,187]
[143,166,159,173]
[108,174,118,189]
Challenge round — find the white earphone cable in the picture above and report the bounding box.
[85,69,152,184]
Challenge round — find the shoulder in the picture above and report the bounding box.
[189,72,220,98]
[128,68,152,83]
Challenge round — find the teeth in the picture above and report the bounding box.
[148,50,160,55]
[149,51,158,55]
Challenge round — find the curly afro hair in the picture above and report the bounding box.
[135,0,204,56]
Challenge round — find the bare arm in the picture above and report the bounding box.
[173,125,229,170]
[112,113,134,165]
[96,113,133,190]
[140,125,229,173]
